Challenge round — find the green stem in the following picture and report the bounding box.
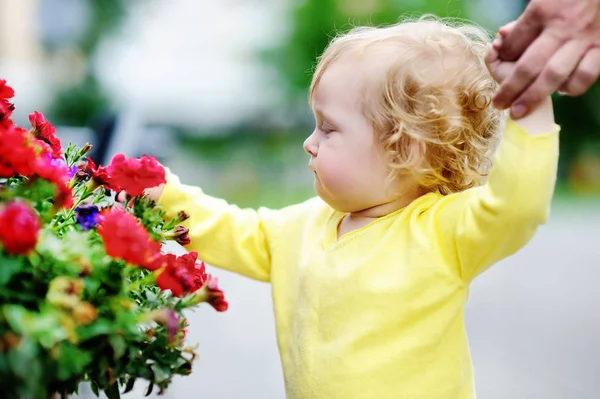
[50,188,93,231]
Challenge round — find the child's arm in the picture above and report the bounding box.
[431,40,559,282]
[153,170,307,282]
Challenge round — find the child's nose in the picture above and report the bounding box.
[303,133,318,157]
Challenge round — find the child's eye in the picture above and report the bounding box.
[320,124,334,134]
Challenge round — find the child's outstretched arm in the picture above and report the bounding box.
[431,38,560,282]
[152,169,309,282]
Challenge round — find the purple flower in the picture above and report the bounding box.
[75,204,99,230]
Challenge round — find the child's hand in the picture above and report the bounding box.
[116,184,165,203]
[485,23,517,84]
[487,23,555,131]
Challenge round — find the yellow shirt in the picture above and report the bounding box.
[158,119,559,399]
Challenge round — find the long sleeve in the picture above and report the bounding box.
[432,119,560,282]
[157,171,286,282]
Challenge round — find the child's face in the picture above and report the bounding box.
[303,57,399,213]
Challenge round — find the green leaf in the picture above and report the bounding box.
[7,337,42,386]
[150,363,171,383]
[145,382,154,397]
[123,378,136,394]
[55,342,93,380]
[173,356,189,368]
[0,256,24,285]
[91,381,100,397]
[3,305,28,334]
[104,383,121,399]
[33,312,68,348]
[109,334,126,359]
[77,318,115,340]
[144,288,157,302]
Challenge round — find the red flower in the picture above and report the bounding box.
[97,207,161,267]
[154,254,184,297]
[0,80,15,128]
[0,123,72,207]
[193,260,207,290]
[34,156,74,209]
[0,201,41,255]
[106,154,166,197]
[155,252,207,297]
[177,252,207,290]
[0,80,14,99]
[202,275,228,312]
[86,156,119,190]
[29,111,62,159]
[0,125,41,178]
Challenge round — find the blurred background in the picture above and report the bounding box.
[2,0,599,398]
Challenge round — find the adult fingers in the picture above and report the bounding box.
[558,47,600,96]
[497,4,544,61]
[497,21,518,40]
[509,39,588,118]
[493,31,564,110]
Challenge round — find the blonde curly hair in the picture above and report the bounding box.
[309,15,506,195]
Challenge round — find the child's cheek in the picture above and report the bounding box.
[318,159,355,195]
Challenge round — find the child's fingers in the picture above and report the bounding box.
[485,43,500,64]
[491,30,505,51]
[116,191,127,203]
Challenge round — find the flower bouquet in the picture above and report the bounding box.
[0,79,227,399]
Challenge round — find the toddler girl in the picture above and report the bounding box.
[147,16,559,399]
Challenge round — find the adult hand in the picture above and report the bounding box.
[491,0,600,118]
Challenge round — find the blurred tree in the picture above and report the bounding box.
[263,0,469,121]
[554,87,600,185]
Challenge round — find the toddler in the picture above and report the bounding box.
[147,16,559,399]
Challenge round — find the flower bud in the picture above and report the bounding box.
[176,210,190,222]
[77,143,94,158]
[73,169,88,183]
[189,275,228,312]
[163,226,191,246]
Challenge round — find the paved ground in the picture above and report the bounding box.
[77,201,600,399]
